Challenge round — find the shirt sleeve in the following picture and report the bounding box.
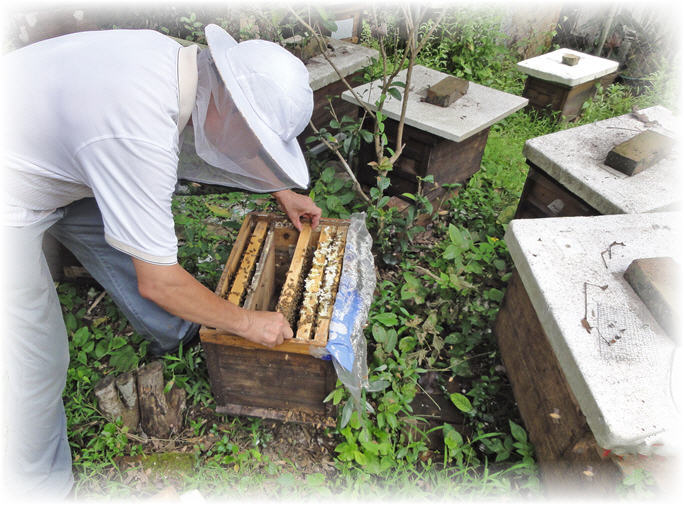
[74,137,179,264]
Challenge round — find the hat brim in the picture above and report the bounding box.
[204,24,309,189]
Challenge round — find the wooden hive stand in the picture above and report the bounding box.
[341,65,528,203]
[516,48,619,121]
[199,213,350,426]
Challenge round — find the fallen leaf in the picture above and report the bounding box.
[581,318,592,333]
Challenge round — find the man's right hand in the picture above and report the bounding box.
[131,259,293,348]
[239,310,293,347]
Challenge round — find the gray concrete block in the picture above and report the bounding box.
[305,38,378,91]
[604,130,676,176]
[504,212,682,456]
[516,48,618,86]
[624,257,680,339]
[341,65,528,143]
[522,106,680,214]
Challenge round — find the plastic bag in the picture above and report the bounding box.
[310,213,376,411]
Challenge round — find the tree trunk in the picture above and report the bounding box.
[94,371,140,432]
[136,360,186,438]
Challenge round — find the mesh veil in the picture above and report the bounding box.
[178,49,304,192]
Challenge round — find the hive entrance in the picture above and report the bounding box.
[217,214,349,351]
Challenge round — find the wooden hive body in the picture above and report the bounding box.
[199,213,350,425]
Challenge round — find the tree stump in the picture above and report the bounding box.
[136,360,186,438]
[93,371,140,432]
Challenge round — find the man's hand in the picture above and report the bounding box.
[273,189,322,231]
[132,260,293,348]
[238,310,293,347]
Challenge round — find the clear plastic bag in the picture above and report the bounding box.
[310,213,376,411]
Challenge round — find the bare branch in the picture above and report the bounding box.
[288,6,376,121]
[308,120,371,203]
[415,9,448,55]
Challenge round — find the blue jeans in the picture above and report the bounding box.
[0,197,197,499]
[48,198,198,356]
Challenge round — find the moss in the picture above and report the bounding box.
[135,452,196,476]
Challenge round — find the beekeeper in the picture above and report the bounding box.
[0,24,321,498]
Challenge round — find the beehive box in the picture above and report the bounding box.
[199,213,350,426]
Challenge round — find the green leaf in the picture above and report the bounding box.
[384,330,397,353]
[374,312,398,326]
[400,272,426,304]
[82,340,95,354]
[377,176,391,191]
[361,440,381,455]
[64,313,78,333]
[204,202,232,218]
[385,412,398,430]
[443,423,463,450]
[338,191,355,205]
[485,288,505,302]
[109,345,138,373]
[366,380,390,392]
[353,450,367,466]
[343,136,352,153]
[110,336,127,350]
[321,166,335,183]
[72,326,90,347]
[443,244,461,260]
[360,130,373,143]
[95,340,109,359]
[328,177,345,193]
[349,411,361,430]
[448,223,458,243]
[509,420,527,443]
[398,336,417,353]
[163,378,175,394]
[387,87,402,101]
[326,195,341,212]
[450,392,473,413]
[340,399,353,428]
[371,324,387,343]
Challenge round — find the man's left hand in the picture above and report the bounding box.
[273,189,322,231]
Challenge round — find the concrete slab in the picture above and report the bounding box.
[341,65,528,143]
[505,212,682,456]
[523,106,681,214]
[306,38,378,91]
[516,48,619,87]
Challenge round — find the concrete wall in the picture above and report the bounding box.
[498,3,563,58]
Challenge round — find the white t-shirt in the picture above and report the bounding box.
[2,29,185,264]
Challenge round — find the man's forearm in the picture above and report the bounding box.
[132,259,249,335]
